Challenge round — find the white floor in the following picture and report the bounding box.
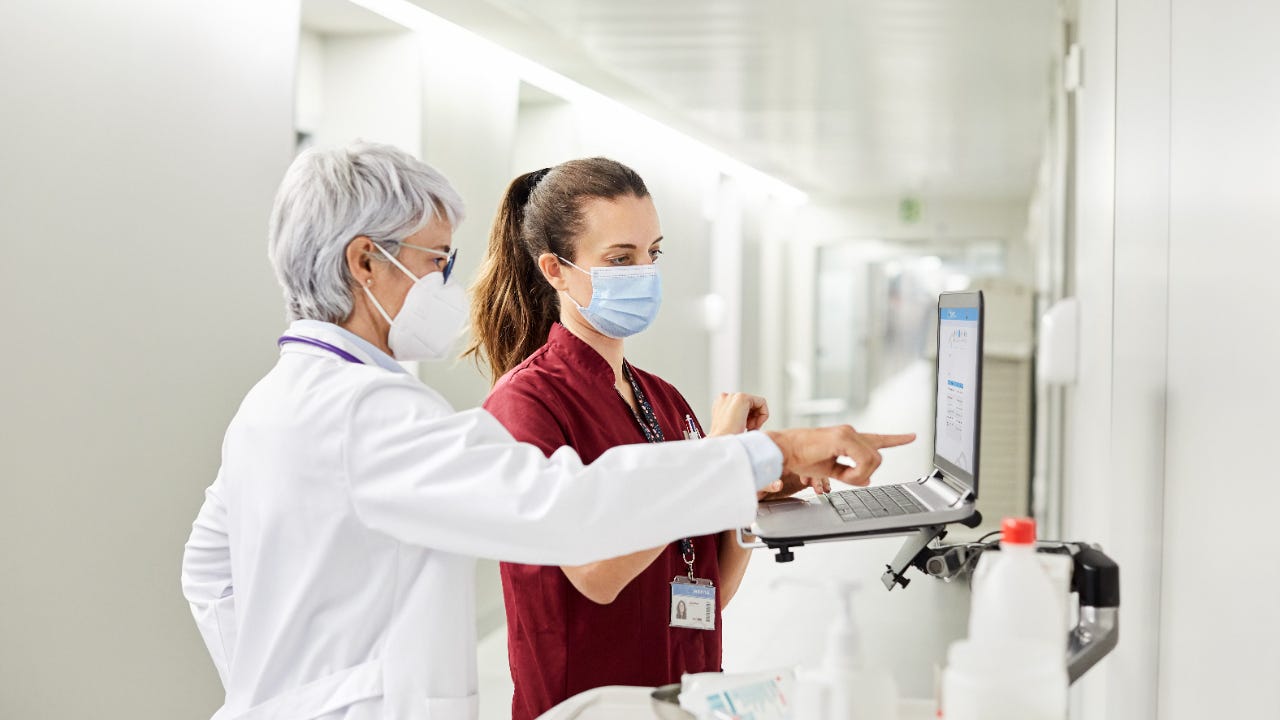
[477,625,516,720]
[477,360,967,717]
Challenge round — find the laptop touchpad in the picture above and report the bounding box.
[759,498,817,515]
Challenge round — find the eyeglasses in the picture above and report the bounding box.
[396,242,458,283]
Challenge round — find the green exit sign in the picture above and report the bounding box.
[899,197,922,224]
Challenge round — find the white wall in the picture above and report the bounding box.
[297,30,326,136]
[1107,0,1171,717]
[1160,0,1280,715]
[0,1,299,718]
[1066,0,1280,717]
[314,31,423,155]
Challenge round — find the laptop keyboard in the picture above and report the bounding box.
[829,484,928,521]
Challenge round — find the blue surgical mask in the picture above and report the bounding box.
[558,257,663,338]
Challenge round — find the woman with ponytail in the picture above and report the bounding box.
[466,158,823,718]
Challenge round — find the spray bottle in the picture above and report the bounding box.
[772,578,898,720]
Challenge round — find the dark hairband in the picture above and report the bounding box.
[528,167,552,188]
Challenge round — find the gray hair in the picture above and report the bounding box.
[267,141,465,322]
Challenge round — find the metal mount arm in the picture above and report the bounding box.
[880,524,949,590]
[887,532,1122,685]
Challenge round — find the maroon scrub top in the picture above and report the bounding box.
[483,323,723,720]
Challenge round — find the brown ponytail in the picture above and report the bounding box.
[464,158,649,384]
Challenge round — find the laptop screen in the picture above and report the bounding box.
[934,292,983,494]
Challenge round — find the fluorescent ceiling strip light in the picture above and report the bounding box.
[347,0,807,204]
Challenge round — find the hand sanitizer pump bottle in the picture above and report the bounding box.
[787,579,898,720]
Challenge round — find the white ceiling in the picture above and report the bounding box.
[365,0,1062,202]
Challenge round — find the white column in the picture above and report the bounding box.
[0,1,299,717]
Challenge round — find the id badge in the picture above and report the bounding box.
[670,576,716,631]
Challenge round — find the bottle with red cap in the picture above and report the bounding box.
[940,517,1068,720]
[968,517,1066,648]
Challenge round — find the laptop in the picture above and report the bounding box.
[752,290,984,543]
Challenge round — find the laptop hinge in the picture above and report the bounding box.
[924,469,974,506]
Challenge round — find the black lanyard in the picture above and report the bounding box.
[617,363,697,573]
[619,362,665,444]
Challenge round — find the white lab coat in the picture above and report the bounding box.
[181,321,761,720]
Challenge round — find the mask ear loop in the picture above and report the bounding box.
[555,255,592,311]
[362,242,419,325]
[556,255,591,276]
[362,283,396,325]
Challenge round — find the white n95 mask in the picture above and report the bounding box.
[363,244,467,361]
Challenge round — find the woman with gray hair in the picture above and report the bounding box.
[181,141,914,720]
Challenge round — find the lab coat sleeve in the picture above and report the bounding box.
[181,473,237,688]
[345,382,759,566]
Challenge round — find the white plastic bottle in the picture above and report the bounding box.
[941,517,1068,720]
[779,579,898,720]
[967,517,1066,647]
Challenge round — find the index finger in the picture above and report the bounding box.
[862,432,916,449]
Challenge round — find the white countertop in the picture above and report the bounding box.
[537,685,936,720]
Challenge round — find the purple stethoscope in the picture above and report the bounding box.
[277,335,365,364]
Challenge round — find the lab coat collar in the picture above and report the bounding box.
[283,320,410,375]
[545,322,621,388]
